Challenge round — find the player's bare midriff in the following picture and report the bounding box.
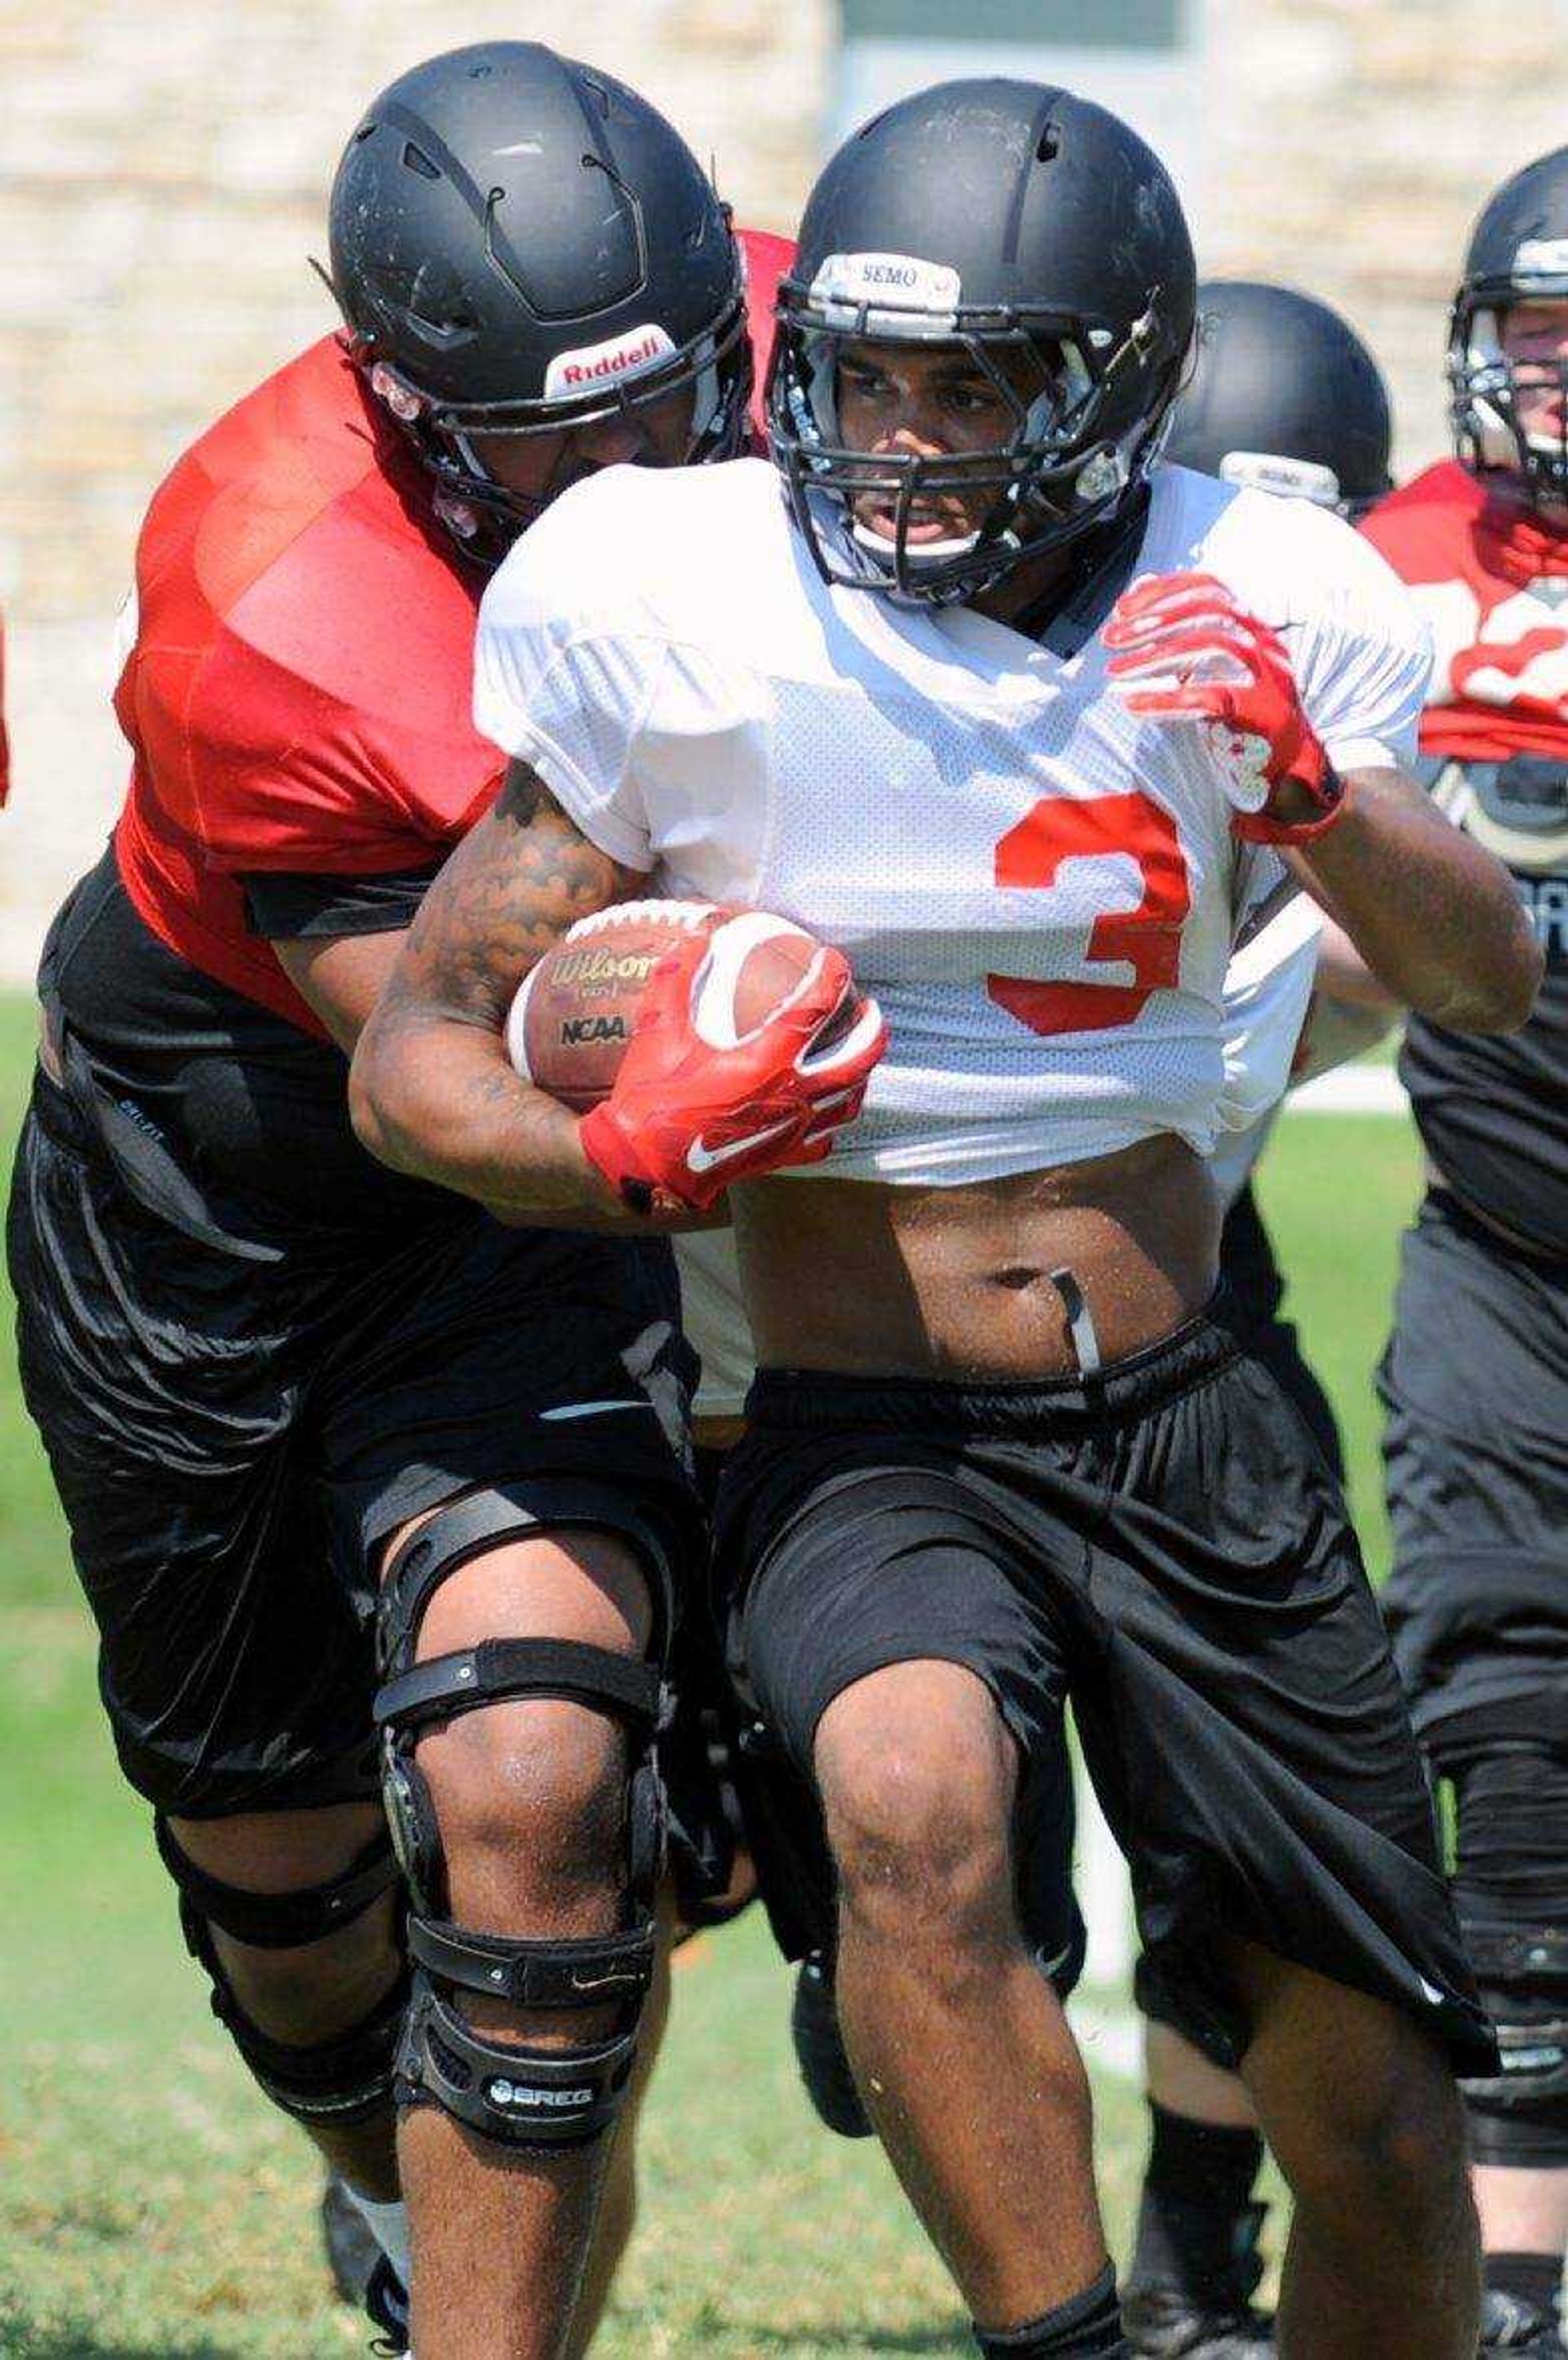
[733,1131,1219,1383]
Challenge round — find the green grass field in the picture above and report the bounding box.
[0,990,1421,2358]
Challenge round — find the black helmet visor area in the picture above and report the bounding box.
[768,277,1175,606]
[360,285,753,548]
[1449,283,1568,511]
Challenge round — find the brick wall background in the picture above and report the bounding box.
[1,0,1562,972]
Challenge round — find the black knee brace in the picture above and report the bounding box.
[155,1813,406,2130]
[1430,1713,1568,2167]
[375,1480,670,2153]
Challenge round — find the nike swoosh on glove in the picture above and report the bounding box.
[1102,571,1346,844]
[579,931,887,1213]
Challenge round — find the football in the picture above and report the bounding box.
[505,899,837,1110]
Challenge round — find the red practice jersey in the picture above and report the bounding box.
[739,226,792,445]
[112,228,793,1038]
[1360,458,1568,764]
[1361,457,1568,1253]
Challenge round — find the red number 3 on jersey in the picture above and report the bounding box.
[987,791,1192,1037]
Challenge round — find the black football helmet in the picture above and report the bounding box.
[768,79,1195,604]
[327,42,751,556]
[1449,145,1568,507]
[1166,280,1392,520]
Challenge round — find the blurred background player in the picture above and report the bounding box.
[1347,147,1568,2356]
[1118,277,1399,2360]
[4,42,789,2359]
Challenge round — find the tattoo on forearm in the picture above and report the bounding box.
[350,761,654,1216]
[377,760,639,1033]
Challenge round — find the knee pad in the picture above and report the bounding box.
[1461,1917,1568,2166]
[1430,1720,1568,2166]
[212,1972,409,2132]
[375,1481,670,2152]
[155,1813,406,2129]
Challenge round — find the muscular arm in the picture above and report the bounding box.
[1285,765,1540,1033]
[348,761,654,1225]
[271,930,410,1055]
[1102,571,1538,1032]
[1312,912,1405,1015]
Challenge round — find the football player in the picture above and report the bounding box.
[353,82,1539,2358]
[675,277,1403,2360]
[1339,149,1568,2357]
[5,42,799,2360]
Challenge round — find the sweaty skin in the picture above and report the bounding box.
[736,1140,1217,1381]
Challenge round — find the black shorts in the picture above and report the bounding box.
[1220,1180,1344,1481]
[715,1299,1497,2078]
[7,1069,701,1818]
[1379,1186,1568,1745]
[696,1428,1085,1981]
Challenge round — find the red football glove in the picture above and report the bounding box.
[578,932,887,1213]
[1102,572,1345,844]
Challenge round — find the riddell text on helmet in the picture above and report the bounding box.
[543,324,676,399]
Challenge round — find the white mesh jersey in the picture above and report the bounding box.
[477,456,1428,1184]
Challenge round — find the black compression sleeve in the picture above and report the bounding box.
[239,863,442,941]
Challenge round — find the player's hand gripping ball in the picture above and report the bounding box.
[506,901,887,1212]
[1103,571,1345,844]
